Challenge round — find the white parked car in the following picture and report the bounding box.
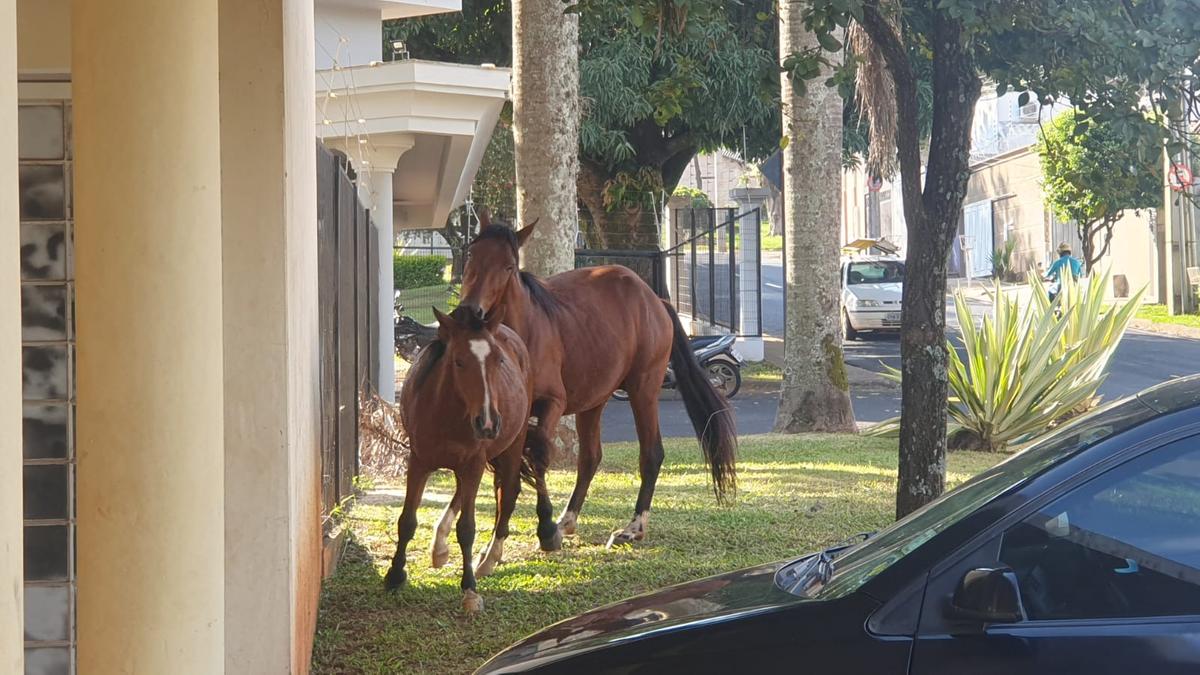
[841,255,904,340]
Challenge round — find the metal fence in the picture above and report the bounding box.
[666,207,762,336]
[316,142,373,528]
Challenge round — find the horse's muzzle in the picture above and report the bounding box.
[473,412,502,440]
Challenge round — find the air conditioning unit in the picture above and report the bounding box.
[1019,100,1039,121]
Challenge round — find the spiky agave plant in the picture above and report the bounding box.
[870,268,1142,451]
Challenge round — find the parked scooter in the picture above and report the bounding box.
[612,334,744,401]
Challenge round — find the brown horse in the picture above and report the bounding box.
[454,217,737,549]
[382,306,532,613]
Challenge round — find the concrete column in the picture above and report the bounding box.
[324,135,412,401]
[72,1,225,672]
[0,0,22,671]
[730,187,769,362]
[219,0,321,672]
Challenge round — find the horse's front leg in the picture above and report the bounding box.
[430,485,462,568]
[455,462,486,613]
[529,397,567,551]
[608,371,666,548]
[384,462,432,591]
[476,442,523,577]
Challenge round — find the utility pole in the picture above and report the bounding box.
[1163,92,1196,315]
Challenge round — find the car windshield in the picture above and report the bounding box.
[780,397,1157,599]
[847,261,904,285]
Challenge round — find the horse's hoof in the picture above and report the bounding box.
[557,513,577,536]
[475,556,497,578]
[539,527,563,552]
[605,529,644,550]
[462,590,484,613]
[431,547,450,569]
[383,565,407,591]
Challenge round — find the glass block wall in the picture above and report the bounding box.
[19,100,75,675]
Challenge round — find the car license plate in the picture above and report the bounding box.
[886,312,901,321]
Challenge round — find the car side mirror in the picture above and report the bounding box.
[948,567,1026,624]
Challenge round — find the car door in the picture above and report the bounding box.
[911,435,1200,675]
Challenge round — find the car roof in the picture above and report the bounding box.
[1136,374,1200,414]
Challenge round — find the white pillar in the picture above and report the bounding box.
[370,166,398,401]
[72,1,225,671]
[0,0,22,670]
[730,187,770,362]
[219,0,321,672]
[324,135,412,401]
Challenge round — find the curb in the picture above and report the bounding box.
[1129,318,1200,341]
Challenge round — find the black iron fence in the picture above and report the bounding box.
[316,142,373,529]
[665,207,762,336]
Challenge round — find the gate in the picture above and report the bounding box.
[665,207,762,336]
[316,141,376,529]
[962,199,994,278]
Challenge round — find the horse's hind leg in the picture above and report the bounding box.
[529,397,566,551]
[558,405,605,537]
[476,445,522,577]
[455,462,486,613]
[430,486,462,568]
[384,462,433,591]
[608,378,665,548]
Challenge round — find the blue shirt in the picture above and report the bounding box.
[1046,255,1083,282]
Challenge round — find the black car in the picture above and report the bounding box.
[477,375,1200,674]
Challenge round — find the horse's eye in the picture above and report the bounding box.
[454,359,464,368]
[506,265,514,272]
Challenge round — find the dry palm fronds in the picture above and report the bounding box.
[848,17,899,180]
[358,392,409,479]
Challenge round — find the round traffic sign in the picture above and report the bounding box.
[1169,162,1193,192]
[867,175,883,192]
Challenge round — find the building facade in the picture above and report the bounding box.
[4,1,506,673]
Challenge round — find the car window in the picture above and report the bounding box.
[847,261,904,285]
[1000,437,1200,621]
[796,397,1157,600]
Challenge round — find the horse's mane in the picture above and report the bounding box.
[472,224,562,316]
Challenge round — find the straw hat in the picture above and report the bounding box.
[1057,242,1072,254]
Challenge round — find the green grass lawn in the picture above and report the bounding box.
[396,283,459,325]
[312,435,997,674]
[1137,303,1200,329]
[743,361,783,382]
[760,222,782,252]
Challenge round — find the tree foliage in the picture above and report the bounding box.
[1037,110,1162,270]
[789,0,1200,517]
[385,0,778,245]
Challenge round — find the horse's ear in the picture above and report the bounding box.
[484,304,506,333]
[432,306,456,340]
[478,205,491,229]
[515,218,539,248]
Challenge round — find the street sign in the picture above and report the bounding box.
[1169,162,1193,192]
[867,175,883,192]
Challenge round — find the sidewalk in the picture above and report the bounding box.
[763,335,897,392]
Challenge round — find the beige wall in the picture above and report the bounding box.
[219,0,321,672]
[1,0,23,671]
[17,0,68,74]
[1100,210,1157,301]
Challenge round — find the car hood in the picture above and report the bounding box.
[476,560,799,673]
[845,283,902,302]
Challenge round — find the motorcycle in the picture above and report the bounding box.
[612,334,744,401]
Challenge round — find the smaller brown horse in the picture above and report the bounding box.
[383,306,532,613]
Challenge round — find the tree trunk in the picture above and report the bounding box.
[861,9,982,518]
[773,7,856,434]
[512,0,580,277]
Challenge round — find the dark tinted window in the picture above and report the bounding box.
[847,260,904,285]
[1000,437,1200,620]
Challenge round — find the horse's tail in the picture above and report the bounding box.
[662,300,737,503]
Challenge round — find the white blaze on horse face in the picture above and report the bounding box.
[469,339,493,429]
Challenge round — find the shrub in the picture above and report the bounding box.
[672,185,712,209]
[871,268,1142,451]
[394,254,446,290]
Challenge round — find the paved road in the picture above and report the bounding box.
[603,255,1200,442]
[601,328,1200,443]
